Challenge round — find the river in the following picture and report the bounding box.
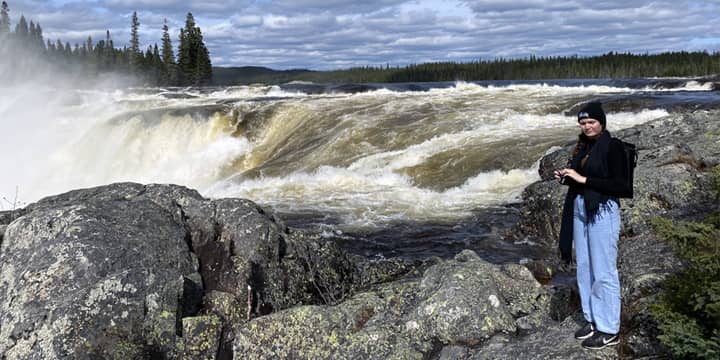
[2,78,718,261]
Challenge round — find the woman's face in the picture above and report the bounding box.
[579,118,603,139]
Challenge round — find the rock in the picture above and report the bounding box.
[0,185,198,359]
[470,315,618,360]
[546,282,580,322]
[232,250,549,359]
[182,315,223,360]
[0,183,359,359]
[437,345,471,359]
[352,254,421,289]
[617,233,679,357]
[0,210,23,226]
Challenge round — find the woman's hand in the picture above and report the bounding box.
[554,168,587,184]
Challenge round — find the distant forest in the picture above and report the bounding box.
[213,51,720,85]
[0,1,212,86]
[2,0,719,86]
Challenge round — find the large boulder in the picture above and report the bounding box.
[0,185,199,359]
[0,183,358,359]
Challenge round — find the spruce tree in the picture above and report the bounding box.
[160,19,176,85]
[28,20,44,51]
[177,12,212,85]
[129,11,141,70]
[152,44,162,84]
[15,14,27,38]
[195,38,212,85]
[34,22,43,50]
[177,15,194,85]
[0,1,10,36]
[144,45,153,74]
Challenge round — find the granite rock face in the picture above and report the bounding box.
[0,185,199,359]
[0,183,358,359]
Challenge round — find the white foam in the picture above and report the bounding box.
[206,162,539,227]
[208,85,310,99]
[642,80,714,92]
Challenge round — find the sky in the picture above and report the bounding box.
[4,0,720,70]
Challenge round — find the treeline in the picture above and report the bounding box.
[383,52,720,82]
[216,52,720,85]
[0,1,211,86]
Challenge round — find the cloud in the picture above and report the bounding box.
[4,0,720,70]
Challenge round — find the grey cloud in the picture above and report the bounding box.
[261,0,408,15]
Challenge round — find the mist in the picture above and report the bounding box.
[0,36,139,207]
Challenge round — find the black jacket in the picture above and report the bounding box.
[558,131,629,262]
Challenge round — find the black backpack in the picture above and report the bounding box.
[615,138,638,198]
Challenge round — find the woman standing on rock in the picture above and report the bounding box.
[554,102,629,350]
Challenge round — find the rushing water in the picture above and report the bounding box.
[2,78,718,261]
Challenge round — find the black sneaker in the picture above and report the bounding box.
[581,330,619,349]
[574,321,594,340]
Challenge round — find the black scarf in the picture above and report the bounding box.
[558,130,612,263]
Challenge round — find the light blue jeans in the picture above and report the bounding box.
[574,194,621,334]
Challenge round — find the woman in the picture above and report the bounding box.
[554,102,629,350]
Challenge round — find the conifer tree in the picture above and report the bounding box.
[28,20,43,50]
[144,45,153,73]
[152,44,162,84]
[177,17,193,84]
[129,11,141,69]
[34,22,43,49]
[177,12,212,85]
[195,38,212,85]
[160,19,177,85]
[104,30,114,69]
[0,1,10,36]
[14,14,27,38]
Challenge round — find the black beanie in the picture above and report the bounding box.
[577,102,606,128]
